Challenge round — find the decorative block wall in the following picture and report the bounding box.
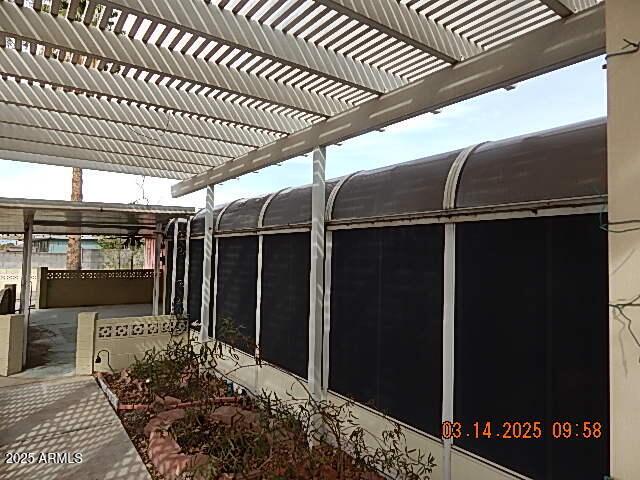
[38,267,154,309]
[75,313,188,374]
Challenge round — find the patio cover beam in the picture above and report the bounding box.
[0,2,342,117]
[315,0,482,62]
[0,48,306,134]
[100,0,402,94]
[0,122,218,172]
[0,140,200,179]
[538,0,600,17]
[0,102,249,158]
[0,80,276,147]
[172,4,605,197]
[0,114,230,168]
[0,99,244,158]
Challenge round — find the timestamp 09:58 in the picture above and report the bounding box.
[441,421,603,440]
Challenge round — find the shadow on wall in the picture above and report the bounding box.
[0,285,15,315]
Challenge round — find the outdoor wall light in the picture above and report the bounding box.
[94,349,114,372]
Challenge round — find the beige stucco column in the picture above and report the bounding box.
[607,1,640,478]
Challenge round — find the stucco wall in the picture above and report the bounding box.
[0,314,23,376]
[607,1,640,477]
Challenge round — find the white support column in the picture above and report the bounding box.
[441,144,483,480]
[182,216,192,316]
[152,222,162,316]
[255,234,264,359]
[199,186,215,343]
[254,233,264,391]
[606,2,640,478]
[308,146,326,402]
[441,223,455,480]
[20,212,33,365]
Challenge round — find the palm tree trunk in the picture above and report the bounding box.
[66,167,83,270]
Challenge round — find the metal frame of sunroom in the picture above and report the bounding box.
[5,1,638,478]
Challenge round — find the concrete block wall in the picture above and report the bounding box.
[76,314,188,374]
[0,314,23,376]
[38,268,154,309]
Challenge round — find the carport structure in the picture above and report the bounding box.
[0,197,193,365]
[0,0,638,478]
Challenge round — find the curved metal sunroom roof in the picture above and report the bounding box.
[184,117,606,236]
[456,117,607,208]
[332,149,461,220]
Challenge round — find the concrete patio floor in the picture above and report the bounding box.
[0,376,151,480]
[14,304,152,380]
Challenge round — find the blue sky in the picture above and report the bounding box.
[0,56,606,209]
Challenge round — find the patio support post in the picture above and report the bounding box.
[182,216,192,317]
[20,211,33,365]
[308,146,326,403]
[152,221,162,316]
[441,144,484,480]
[200,185,215,342]
[606,1,640,477]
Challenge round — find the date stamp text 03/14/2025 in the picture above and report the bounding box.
[441,421,603,440]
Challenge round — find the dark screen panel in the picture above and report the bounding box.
[454,214,608,479]
[546,215,609,479]
[173,222,187,315]
[330,225,444,436]
[187,239,203,324]
[454,218,547,477]
[260,233,310,378]
[215,236,258,353]
[329,229,380,406]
